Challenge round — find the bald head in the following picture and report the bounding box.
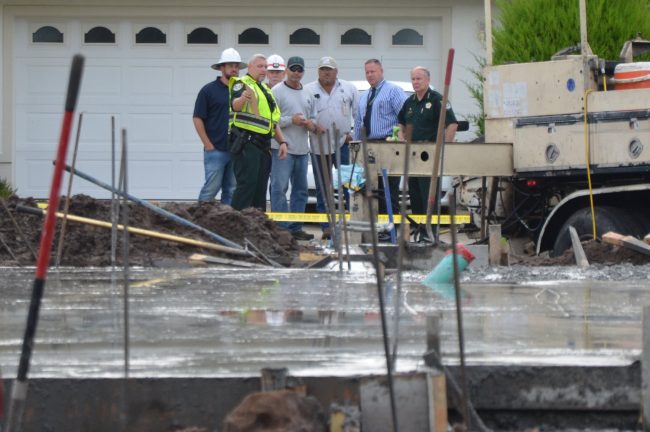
[410,66,430,97]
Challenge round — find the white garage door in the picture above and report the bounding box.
[13,15,441,199]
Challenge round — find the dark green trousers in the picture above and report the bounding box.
[231,143,271,211]
[408,176,440,215]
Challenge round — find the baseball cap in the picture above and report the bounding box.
[267,54,286,71]
[318,56,337,69]
[287,56,305,69]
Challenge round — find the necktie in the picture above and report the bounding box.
[363,87,377,136]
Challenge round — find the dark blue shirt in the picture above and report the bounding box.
[193,78,230,151]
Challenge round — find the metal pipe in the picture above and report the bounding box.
[119,129,130,380]
[449,191,471,430]
[55,111,84,268]
[484,0,493,65]
[361,127,399,432]
[333,125,351,270]
[579,0,593,56]
[111,115,118,268]
[391,124,413,368]
[316,133,339,249]
[426,49,455,244]
[381,168,397,244]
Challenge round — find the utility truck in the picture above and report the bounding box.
[360,0,650,256]
[464,0,650,256]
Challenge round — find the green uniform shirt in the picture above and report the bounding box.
[397,89,457,141]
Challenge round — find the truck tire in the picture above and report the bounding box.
[551,206,644,257]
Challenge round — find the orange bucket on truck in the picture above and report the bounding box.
[614,62,650,90]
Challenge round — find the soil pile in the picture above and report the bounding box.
[0,195,300,267]
[513,239,650,266]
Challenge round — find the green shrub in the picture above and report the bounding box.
[493,0,650,64]
[0,177,15,199]
[463,54,486,138]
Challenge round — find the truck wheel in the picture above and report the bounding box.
[551,206,642,257]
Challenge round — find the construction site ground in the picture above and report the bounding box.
[1,194,650,268]
[2,194,650,431]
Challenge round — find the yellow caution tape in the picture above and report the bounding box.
[266,212,470,224]
[38,201,468,224]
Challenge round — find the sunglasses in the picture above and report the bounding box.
[289,65,304,73]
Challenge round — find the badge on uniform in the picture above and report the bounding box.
[233,83,243,92]
[446,102,452,110]
[425,102,432,109]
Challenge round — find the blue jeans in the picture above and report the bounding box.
[198,148,236,204]
[271,150,309,232]
[311,143,349,230]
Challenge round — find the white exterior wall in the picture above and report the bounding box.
[0,0,485,199]
[0,5,9,182]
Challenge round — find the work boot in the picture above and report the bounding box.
[291,230,314,241]
[321,228,332,240]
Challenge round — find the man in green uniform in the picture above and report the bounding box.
[397,66,458,240]
[230,54,288,211]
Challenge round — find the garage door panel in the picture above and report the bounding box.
[127,159,174,191]
[83,65,122,96]
[177,159,205,192]
[128,66,173,96]
[179,65,216,97]
[126,113,173,147]
[178,112,199,148]
[15,158,55,197]
[77,113,121,148]
[23,112,62,145]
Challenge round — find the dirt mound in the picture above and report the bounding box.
[0,195,300,267]
[513,239,650,266]
[222,390,327,432]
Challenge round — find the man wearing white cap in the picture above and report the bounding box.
[304,56,358,239]
[194,48,247,204]
[266,54,286,88]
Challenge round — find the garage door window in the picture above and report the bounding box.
[84,26,115,44]
[187,27,218,44]
[289,28,319,45]
[341,28,371,45]
[32,25,63,43]
[136,27,166,44]
[238,27,268,45]
[392,28,423,46]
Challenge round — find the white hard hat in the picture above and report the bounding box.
[266,54,286,71]
[211,48,247,70]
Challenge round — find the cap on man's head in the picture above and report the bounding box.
[266,54,286,71]
[318,56,337,69]
[287,56,305,69]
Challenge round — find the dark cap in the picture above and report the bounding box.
[287,56,305,69]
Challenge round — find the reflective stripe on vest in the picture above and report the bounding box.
[228,111,270,129]
[229,75,280,135]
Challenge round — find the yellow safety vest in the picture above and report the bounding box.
[229,75,280,135]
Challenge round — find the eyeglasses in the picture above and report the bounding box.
[289,65,304,73]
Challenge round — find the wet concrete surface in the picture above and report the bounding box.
[0,264,648,379]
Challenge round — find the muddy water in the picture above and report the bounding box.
[0,266,645,378]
